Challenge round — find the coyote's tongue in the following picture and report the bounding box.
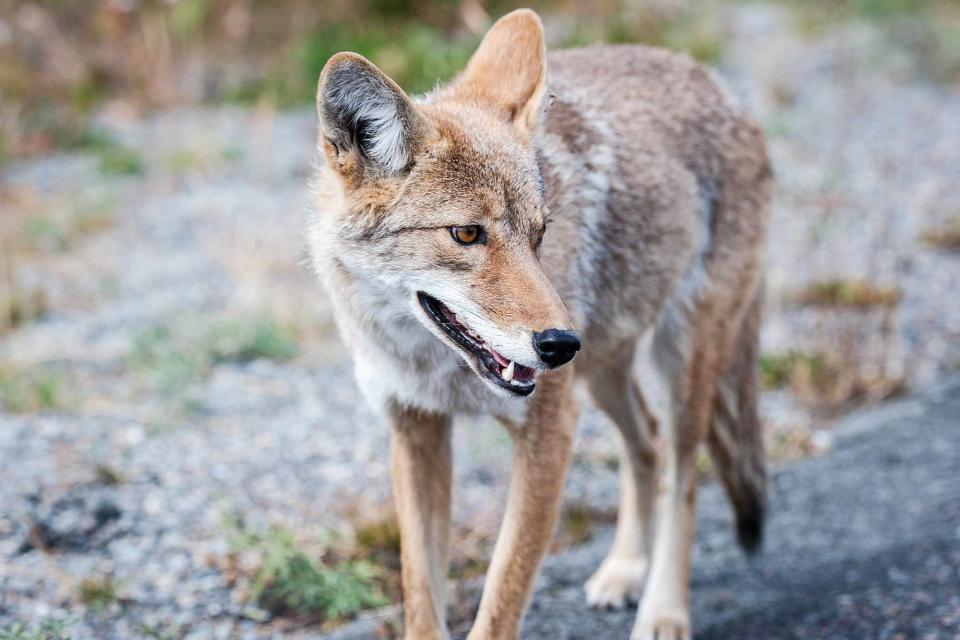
[487,346,510,367]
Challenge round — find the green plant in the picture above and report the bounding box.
[552,502,616,551]
[139,623,181,640]
[94,463,124,485]
[0,367,64,413]
[205,316,298,364]
[921,216,960,251]
[230,22,480,106]
[130,325,207,393]
[794,279,900,309]
[96,146,145,176]
[354,517,402,561]
[25,218,69,252]
[4,288,48,331]
[130,314,298,410]
[761,351,832,390]
[77,575,117,611]
[226,516,387,620]
[78,130,144,176]
[0,619,71,640]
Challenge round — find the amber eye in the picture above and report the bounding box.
[449,225,484,245]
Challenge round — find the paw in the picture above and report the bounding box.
[584,556,648,609]
[630,605,691,640]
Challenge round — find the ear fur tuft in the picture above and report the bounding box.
[319,53,419,174]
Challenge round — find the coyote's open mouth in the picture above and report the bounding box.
[417,292,537,396]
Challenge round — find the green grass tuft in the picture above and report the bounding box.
[131,325,208,393]
[77,575,117,611]
[138,623,180,640]
[130,314,298,394]
[206,316,298,364]
[354,518,402,561]
[25,218,69,253]
[921,216,960,252]
[0,367,64,413]
[552,502,617,552]
[78,130,145,176]
[4,289,48,331]
[761,351,832,390]
[794,279,900,309]
[226,516,388,620]
[0,620,71,640]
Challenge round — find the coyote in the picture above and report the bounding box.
[309,8,770,639]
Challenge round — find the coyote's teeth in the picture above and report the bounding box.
[510,379,521,387]
[502,361,515,382]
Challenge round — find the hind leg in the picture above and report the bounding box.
[584,341,659,609]
[632,298,759,640]
[630,326,715,640]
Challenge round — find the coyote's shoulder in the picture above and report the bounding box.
[531,44,770,367]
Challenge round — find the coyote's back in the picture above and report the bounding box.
[537,44,770,352]
[537,41,770,543]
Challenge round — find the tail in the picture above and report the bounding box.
[707,289,767,553]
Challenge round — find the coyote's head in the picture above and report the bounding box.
[313,10,578,397]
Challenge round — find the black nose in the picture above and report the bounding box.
[532,328,581,368]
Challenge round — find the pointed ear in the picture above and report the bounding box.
[317,52,424,175]
[453,9,547,131]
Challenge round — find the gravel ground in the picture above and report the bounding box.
[323,374,960,639]
[519,374,960,640]
[1,4,958,639]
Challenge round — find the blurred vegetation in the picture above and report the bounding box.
[77,574,118,612]
[138,625,181,640]
[0,365,64,413]
[551,501,617,552]
[81,131,145,176]
[772,0,960,82]
[13,0,935,163]
[2,0,956,164]
[761,348,905,412]
[131,313,298,394]
[761,351,835,391]
[224,514,388,621]
[1,285,48,334]
[921,215,960,252]
[0,620,71,640]
[794,279,901,309]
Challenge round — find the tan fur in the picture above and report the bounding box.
[390,405,452,638]
[309,8,771,640]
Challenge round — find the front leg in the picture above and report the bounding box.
[468,368,579,640]
[390,404,453,640]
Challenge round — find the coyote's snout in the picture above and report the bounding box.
[416,288,578,396]
[310,7,771,640]
[412,211,579,396]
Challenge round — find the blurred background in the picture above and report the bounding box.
[1,0,958,639]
